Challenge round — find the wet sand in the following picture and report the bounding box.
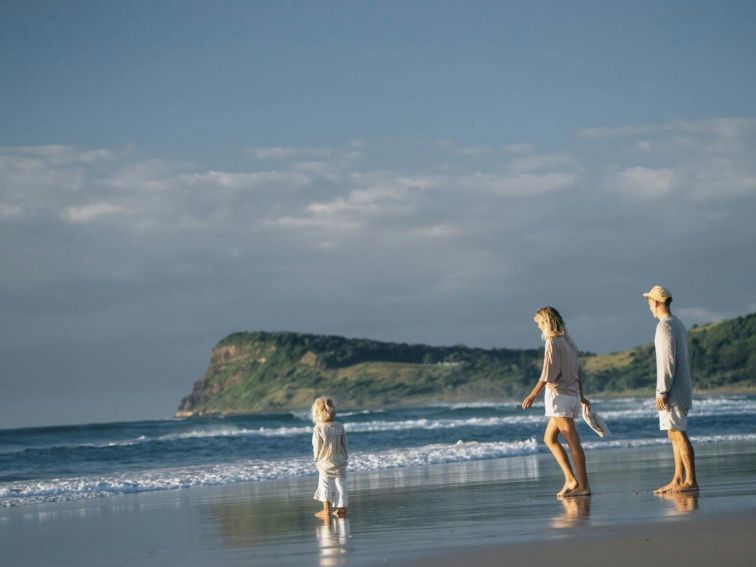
[2,441,756,566]
[405,511,756,567]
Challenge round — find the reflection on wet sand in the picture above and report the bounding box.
[316,517,351,567]
[199,497,312,547]
[552,495,591,529]
[659,491,699,515]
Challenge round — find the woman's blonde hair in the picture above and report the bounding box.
[534,306,567,337]
[311,396,336,424]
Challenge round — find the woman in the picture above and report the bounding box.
[522,306,591,497]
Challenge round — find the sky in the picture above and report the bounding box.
[1,1,755,429]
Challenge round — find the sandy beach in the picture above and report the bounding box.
[3,440,756,566]
[406,511,756,567]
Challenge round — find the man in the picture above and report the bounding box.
[643,285,698,493]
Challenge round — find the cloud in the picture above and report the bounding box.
[677,307,735,326]
[2,123,755,362]
[578,117,756,140]
[267,215,362,231]
[410,224,461,239]
[502,144,535,154]
[177,170,311,190]
[507,154,579,174]
[62,202,127,223]
[245,146,363,162]
[460,171,577,196]
[595,117,756,202]
[0,202,24,219]
[614,167,681,199]
[246,146,333,160]
[0,153,87,216]
[443,145,494,157]
[0,145,116,164]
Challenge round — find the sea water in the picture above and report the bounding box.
[1,396,754,507]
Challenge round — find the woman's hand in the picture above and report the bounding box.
[521,394,535,410]
[581,397,591,410]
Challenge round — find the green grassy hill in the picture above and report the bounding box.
[176,313,756,416]
[582,313,756,393]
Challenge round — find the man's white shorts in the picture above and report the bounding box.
[544,387,581,419]
[314,474,348,508]
[659,405,688,431]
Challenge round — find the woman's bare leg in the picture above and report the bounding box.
[554,417,591,496]
[543,418,578,496]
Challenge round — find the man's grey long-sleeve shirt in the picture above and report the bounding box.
[655,315,693,411]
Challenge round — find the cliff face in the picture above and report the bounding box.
[176,314,756,416]
[176,331,543,416]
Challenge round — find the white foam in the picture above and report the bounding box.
[0,438,539,507]
[339,409,385,417]
[598,396,756,421]
[584,432,756,451]
[4,396,754,455]
[3,432,756,507]
[433,401,521,410]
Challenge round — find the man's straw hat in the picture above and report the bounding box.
[642,285,673,303]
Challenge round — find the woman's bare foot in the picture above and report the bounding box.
[333,507,347,517]
[557,481,578,497]
[563,487,591,497]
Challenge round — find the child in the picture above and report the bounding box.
[311,396,349,518]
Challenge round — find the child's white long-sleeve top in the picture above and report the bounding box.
[312,421,348,478]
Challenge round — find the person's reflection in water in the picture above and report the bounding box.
[659,491,699,515]
[552,495,591,529]
[315,517,351,567]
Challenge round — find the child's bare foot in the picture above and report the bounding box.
[333,507,347,517]
[557,481,578,497]
[315,503,331,519]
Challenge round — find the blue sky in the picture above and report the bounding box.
[1,1,755,428]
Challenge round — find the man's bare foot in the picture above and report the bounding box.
[333,507,347,517]
[557,481,578,497]
[563,487,591,498]
[654,480,683,494]
[656,481,699,494]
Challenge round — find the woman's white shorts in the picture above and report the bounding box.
[314,474,348,508]
[544,387,581,419]
[659,405,688,431]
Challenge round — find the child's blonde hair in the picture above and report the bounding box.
[534,306,567,337]
[311,396,336,424]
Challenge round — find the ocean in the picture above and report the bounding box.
[2,395,755,508]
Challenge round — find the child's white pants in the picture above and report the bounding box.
[314,474,348,508]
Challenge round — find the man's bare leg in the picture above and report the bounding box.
[674,431,698,491]
[555,417,591,497]
[655,430,684,494]
[655,430,698,493]
[543,418,578,496]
